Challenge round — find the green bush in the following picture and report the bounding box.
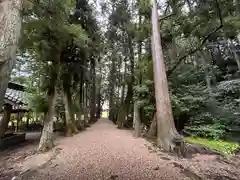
[184,123,227,139]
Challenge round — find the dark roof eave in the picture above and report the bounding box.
[8,82,26,91]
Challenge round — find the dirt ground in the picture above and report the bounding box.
[1,119,240,180]
[0,137,38,180]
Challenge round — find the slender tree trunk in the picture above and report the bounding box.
[96,91,101,118]
[199,51,215,90]
[146,114,157,138]
[199,53,211,89]
[96,68,102,119]
[75,93,83,122]
[134,13,144,135]
[124,35,134,123]
[63,86,79,136]
[84,83,89,123]
[121,61,127,104]
[108,57,116,121]
[90,58,96,123]
[117,35,135,127]
[38,86,57,152]
[79,72,84,119]
[117,107,125,128]
[133,102,141,137]
[0,104,12,139]
[81,79,85,123]
[16,112,19,132]
[26,112,30,129]
[137,16,143,84]
[117,81,133,128]
[75,100,85,129]
[38,58,60,152]
[77,73,85,126]
[0,0,22,107]
[128,35,134,89]
[116,84,120,105]
[151,0,182,151]
[11,120,15,131]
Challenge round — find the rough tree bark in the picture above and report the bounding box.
[151,0,183,151]
[63,85,79,136]
[0,0,22,107]
[146,114,157,138]
[117,35,134,128]
[76,72,86,127]
[133,13,144,137]
[38,85,57,152]
[133,13,143,137]
[117,81,133,128]
[0,104,12,138]
[133,102,141,137]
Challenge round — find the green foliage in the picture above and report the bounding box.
[63,24,89,46]
[134,79,155,119]
[185,124,227,140]
[172,74,240,139]
[136,0,151,16]
[18,0,96,118]
[185,137,239,156]
[217,79,240,95]
[28,93,48,114]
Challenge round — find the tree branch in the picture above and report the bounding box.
[159,1,172,25]
[159,13,175,21]
[166,0,223,77]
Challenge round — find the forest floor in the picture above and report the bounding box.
[1,119,240,180]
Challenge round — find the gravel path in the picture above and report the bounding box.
[23,119,189,180]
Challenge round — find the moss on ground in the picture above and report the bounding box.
[185,137,239,156]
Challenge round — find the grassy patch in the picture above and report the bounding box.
[185,137,239,156]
